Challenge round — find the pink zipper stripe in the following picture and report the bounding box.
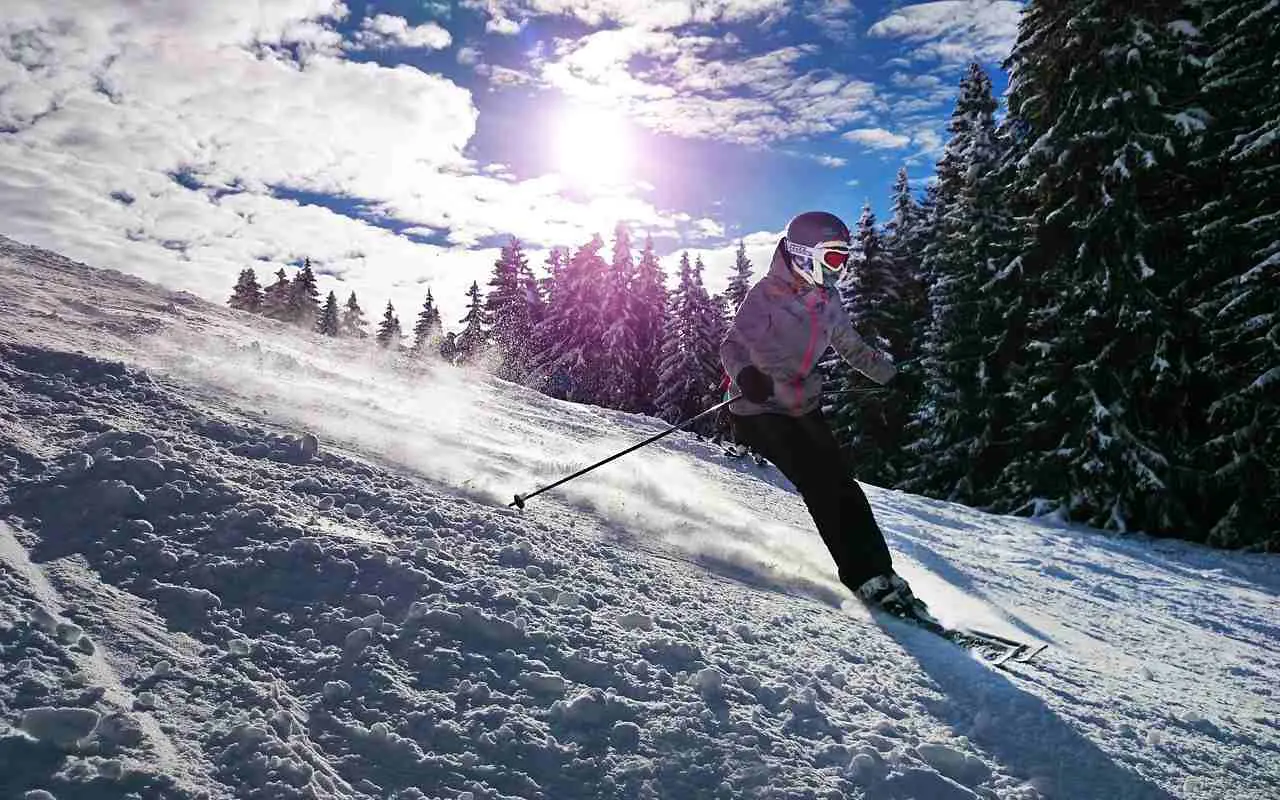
[792,292,821,414]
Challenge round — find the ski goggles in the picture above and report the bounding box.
[785,239,851,270]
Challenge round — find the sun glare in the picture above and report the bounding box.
[553,106,634,194]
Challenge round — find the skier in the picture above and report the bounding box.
[721,210,924,617]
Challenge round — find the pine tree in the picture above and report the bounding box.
[288,259,322,328]
[261,269,293,321]
[539,248,567,311]
[228,268,264,313]
[412,289,443,354]
[830,203,906,485]
[522,254,546,342]
[1189,0,1280,547]
[530,248,568,390]
[908,64,1020,504]
[655,253,721,425]
[376,301,402,349]
[455,281,488,363]
[725,241,753,313]
[486,239,541,380]
[994,0,1204,534]
[630,236,668,413]
[531,237,609,404]
[690,255,725,411]
[341,292,369,338]
[599,223,640,410]
[317,291,341,336]
[708,291,731,387]
[880,168,931,481]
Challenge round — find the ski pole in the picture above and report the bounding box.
[510,393,743,510]
[822,387,887,397]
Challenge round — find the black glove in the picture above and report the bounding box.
[736,365,774,403]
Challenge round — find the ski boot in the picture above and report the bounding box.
[853,573,938,626]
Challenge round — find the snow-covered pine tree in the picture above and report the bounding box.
[529,248,569,394]
[539,248,567,312]
[725,240,753,313]
[883,168,930,335]
[485,238,537,380]
[829,202,905,485]
[228,268,264,313]
[530,237,608,404]
[599,223,640,410]
[341,292,369,338]
[317,291,341,336]
[261,269,293,321]
[708,291,731,391]
[655,253,720,425]
[630,236,668,413]
[1189,0,1280,548]
[376,301,401,349]
[522,254,546,341]
[879,168,930,479]
[412,289,443,355]
[455,280,488,363]
[288,259,322,328]
[690,255,724,414]
[907,64,1019,505]
[994,0,1204,535]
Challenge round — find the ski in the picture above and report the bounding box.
[883,609,1047,667]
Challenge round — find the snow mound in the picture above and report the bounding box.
[19,706,101,748]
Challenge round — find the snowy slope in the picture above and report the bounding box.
[0,234,1277,800]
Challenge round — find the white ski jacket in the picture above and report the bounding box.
[721,241,896,417]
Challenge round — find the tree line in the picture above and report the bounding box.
[227,231,745,425]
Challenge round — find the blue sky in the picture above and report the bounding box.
[0,1,1020,322]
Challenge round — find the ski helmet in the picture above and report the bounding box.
[783,211,852,289]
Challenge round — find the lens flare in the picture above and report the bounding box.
[553,106,634,194]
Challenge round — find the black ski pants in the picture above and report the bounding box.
[731,409,893,590]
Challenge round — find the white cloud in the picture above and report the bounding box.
[0,0,708,321]
[540,31,882,144]
[890,71,945,90]
[868,1,1022,64]
[471,0,791,32]
[479,64,537,86]
[353,14,453,50]
[804,0,860,38]
[909,125,946,157]
[486,16,522,35]
[842,128,912,149]
[813,154,848,168]
[695,218,726,238]
[457,46,482,66]
[682,228,783,296]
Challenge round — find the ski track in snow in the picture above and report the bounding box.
[0,234,1277,799]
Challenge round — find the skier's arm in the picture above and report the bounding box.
[831,309,896,384]
[720,283,796,384]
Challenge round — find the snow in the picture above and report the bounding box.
[19,706,102,748]
[1254,366,1280,389]
[0,235,1278,799]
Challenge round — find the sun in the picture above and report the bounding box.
[552,106,635,194]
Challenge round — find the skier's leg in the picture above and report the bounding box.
[791,412,894,589]
[732,412,892,588]
[729,413,805,478]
